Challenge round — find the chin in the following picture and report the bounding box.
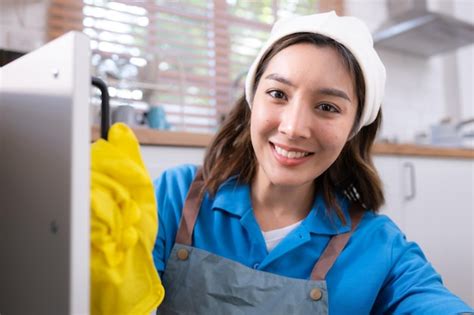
[264,167,319,188]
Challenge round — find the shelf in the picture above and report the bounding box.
[91,126,474,159]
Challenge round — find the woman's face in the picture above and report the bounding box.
[250,43,358,189]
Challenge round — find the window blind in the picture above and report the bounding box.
[48,0,341,134]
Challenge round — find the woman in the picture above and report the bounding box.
[152,12,472,314]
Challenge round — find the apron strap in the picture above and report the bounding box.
[175,168,204,245]
[310,203,364,281]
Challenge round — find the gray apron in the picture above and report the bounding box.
[157,169,363,315]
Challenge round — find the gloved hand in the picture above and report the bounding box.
[90,123,164,315]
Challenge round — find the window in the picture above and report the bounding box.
[48,0,341,134]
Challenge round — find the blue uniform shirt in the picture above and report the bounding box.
[153,164,472,314]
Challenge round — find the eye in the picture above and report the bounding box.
[267,89,287,100]
[317,103,339,113]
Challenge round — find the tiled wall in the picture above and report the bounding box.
[0,0,48,53]
[454,1,474,120]
[346,0,474,143]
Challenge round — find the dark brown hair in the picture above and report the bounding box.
[202,33,384,221]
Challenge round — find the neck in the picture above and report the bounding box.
[251,168,315,231]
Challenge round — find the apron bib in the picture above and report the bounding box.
[157,169,363,315]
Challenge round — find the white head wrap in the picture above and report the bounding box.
[244,11,386,133]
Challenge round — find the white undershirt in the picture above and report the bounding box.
[262,220,303,252]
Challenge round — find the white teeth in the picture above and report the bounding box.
[274,145,310,159]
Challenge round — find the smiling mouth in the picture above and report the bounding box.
[271,142,314,159]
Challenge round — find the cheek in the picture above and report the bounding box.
[314,122,350,148]
[251,102,274,133]
[250,109,265,148]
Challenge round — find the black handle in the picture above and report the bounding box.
[91,77,110,140]
[403,162,416,201]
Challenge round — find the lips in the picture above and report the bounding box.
[274,145,310,158]
[270,142,314,166]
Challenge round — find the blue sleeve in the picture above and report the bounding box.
[372,228,473,314]
[152,164,198,275]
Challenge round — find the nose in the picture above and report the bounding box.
[278,100,311,139]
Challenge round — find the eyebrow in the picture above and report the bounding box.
[264,73,352,103]
[265,73,295,87]
[318,87,352,102]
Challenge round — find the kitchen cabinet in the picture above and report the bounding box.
[374,156,474,305]
[141,145,205,179]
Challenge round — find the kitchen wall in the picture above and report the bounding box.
[0,0,48,53]
[453,1,474,120]
[346,0,474,143]
[2,0,473,144]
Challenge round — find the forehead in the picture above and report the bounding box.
[266,43,348,76]
[262,43,355,95]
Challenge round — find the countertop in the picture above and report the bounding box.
[91,126,474,159]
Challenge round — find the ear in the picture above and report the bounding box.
[347,123,359,142]
[347,131,357,142]
[347,109,362,141]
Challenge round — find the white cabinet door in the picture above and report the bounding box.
[400,157,474,305]
[140,145,205,179]
[375,155,474,305]
[374,156,404,227]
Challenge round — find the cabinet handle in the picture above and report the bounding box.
[403,162,416,201]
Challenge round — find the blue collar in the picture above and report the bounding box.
[211,175,253,216]
[211,176,351,235]
[303,193,351,235]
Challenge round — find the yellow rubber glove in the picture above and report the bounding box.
[90,123,164,315]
